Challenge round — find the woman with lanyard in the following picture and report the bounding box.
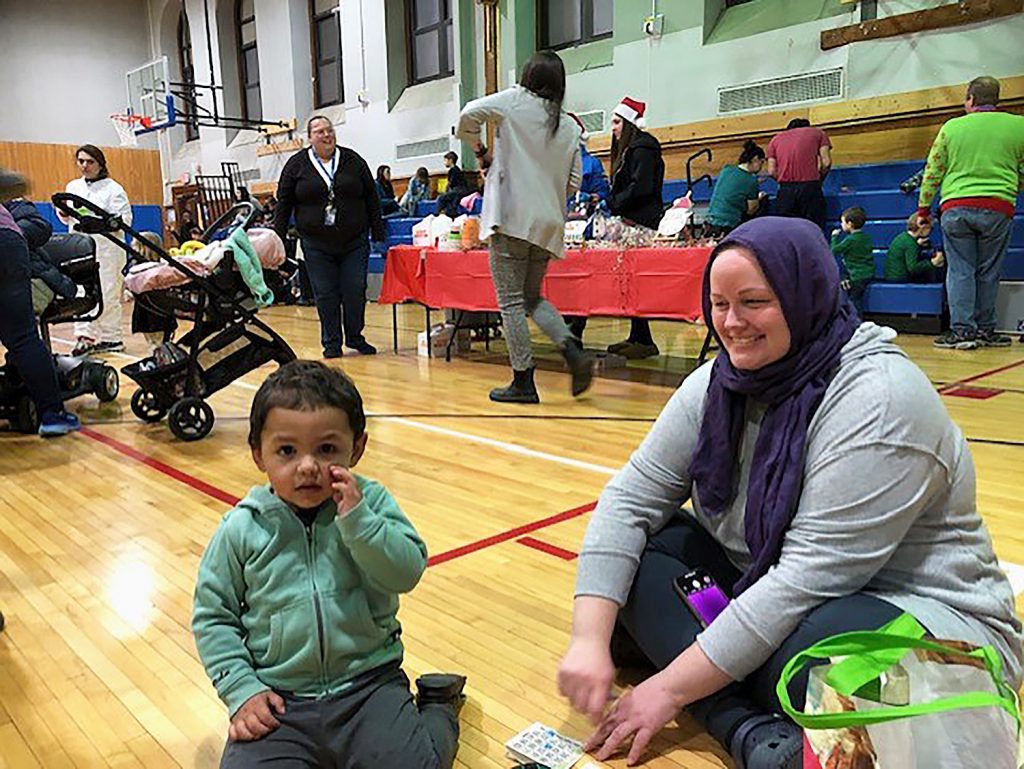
[59,145,132,356]
[558,217,1022,768]
[273,115,384,357]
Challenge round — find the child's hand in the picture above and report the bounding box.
[831,228,841,237]
[331,465,362,517]
[229,691,285,742]
[931,250,945,267]
[840,278,852,291]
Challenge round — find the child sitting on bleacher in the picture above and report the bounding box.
[831,206,874,314]
[884,213,945,283]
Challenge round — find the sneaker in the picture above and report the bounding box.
[933,330,977,350]
[38,411,81,437]
[93,341,126,353]
[415,673,467,710]
[619,342,660,359]
[347,341,377,355]
[323,349,343,359]
[71,338,99,356]
[976,330,1013,348]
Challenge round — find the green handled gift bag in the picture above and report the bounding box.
[777,613,1021,769]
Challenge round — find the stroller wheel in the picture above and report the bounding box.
[13,395,39,434]
[92,365,120,403]
[169,397,214,442]
[130,389,168,423]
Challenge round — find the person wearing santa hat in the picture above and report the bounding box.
[581,97,665,359]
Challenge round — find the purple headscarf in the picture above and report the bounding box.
[688,217,861,593]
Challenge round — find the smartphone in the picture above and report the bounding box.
[673,569,730,628]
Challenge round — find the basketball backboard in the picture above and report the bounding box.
[126,56,177,134]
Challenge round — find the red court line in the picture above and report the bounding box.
[78,427,241,506]
[78,425,595,565]
[427,501,596,567]
[517,536,578,561]
[938,358,1024,394]
[943,386,1004,400]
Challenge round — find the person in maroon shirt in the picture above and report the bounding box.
[766,119,832,233]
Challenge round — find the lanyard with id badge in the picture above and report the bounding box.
[311,148,338,226]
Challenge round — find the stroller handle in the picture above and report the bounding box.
[51,192,125,234]
[201,201,261,242]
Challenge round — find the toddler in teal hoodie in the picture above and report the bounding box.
[193,360,465,768]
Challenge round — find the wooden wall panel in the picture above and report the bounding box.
[0,142,163,205]
[588,76,1024,182]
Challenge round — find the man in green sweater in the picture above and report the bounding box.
[918,76,1024,350]
[831,206,874,314]
[885,214,946,282]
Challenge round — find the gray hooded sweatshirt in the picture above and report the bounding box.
[576,322,1022,686]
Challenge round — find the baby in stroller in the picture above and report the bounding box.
[54,194,297,441]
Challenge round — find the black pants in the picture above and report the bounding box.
[220,665,459,769]
[436,189,468,218]
[566,317,654,345]
[302,237,370,354]
[617,515,903,747]
[0,229,63,415]
[774,181,827,233]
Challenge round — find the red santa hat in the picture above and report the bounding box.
[613,96,646,128]
[568,112,589,141]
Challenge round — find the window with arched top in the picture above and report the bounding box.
[237,0,262,122]
[177,8,199,141]
[311,0,344,107]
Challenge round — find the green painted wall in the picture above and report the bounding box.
[384,0,408,111]
[705,0,847,44]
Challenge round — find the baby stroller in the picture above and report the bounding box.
[0,232,120,433]
[52,194,296,441]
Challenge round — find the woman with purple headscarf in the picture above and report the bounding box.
[557,217,1022,768]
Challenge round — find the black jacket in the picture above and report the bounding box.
[609,130,665,230]
[273,147,385,252]
[4,199,76,298]
[446,165,470,195]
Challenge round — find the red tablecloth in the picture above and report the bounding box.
[379,244,712,321]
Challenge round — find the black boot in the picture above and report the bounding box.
[415,673,467,712]
[489,368,540,404]
[562,342,594,397]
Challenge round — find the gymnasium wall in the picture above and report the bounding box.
[138,1,1021,200]
[0,0,159,148]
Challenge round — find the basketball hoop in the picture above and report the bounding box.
[110,112,152,147]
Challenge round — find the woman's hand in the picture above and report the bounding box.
[558,637,616,723]
[584,671,686,766]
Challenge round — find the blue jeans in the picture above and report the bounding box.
[0,229,64,415]
[941,207,1013,335]
[301,236,369,354]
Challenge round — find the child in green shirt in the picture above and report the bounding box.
[193,360,466,768]
[884,214,946,283]
[831,206,874,314]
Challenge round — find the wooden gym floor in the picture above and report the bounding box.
[1,302,1022,768]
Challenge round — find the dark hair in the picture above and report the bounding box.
[376,165,390,182]
[248,360,366,448]
[444,151,458,164]
[786,118,811,130]
[738,139,765,165]
[75,144,109,180]
[842,206,867,229]
[519,50,566,138]
[967,76,1000,107]
[306,114,333,135]
[609,120,638,182]
[415,166,429,182]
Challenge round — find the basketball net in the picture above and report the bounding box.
[110,113,152,147]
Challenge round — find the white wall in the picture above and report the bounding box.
[0,0,157,146]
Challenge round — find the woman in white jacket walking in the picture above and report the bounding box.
[456,51,592,404]
[61,145,132,355]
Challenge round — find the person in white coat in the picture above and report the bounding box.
[60,145,132,355]
[455,50,592,404]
